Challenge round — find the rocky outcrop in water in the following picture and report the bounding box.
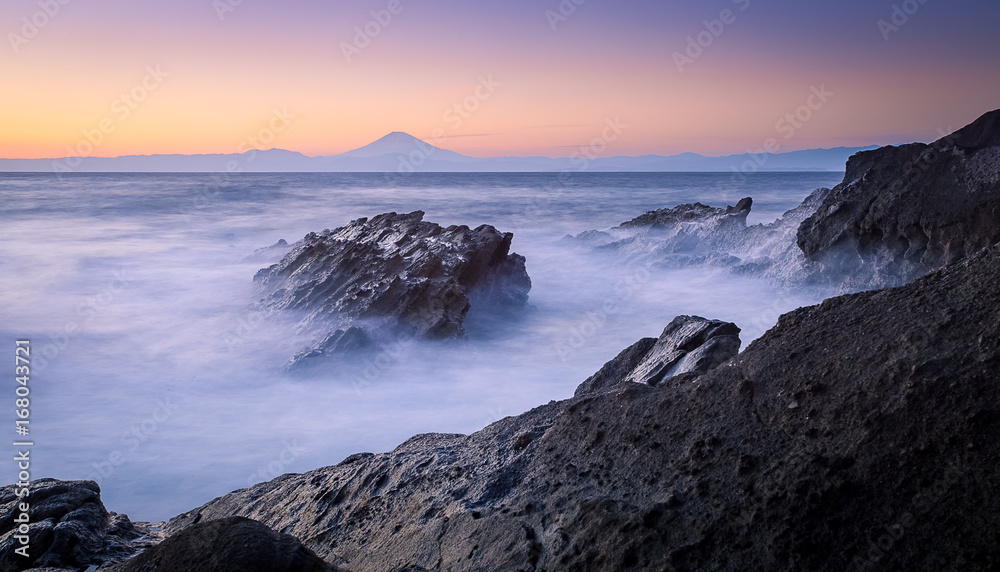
[564,190,832,284]
[106,517,336,572]
[797,109,1000,289]
[565,111,1000,293]
[241,239,292,264]
[167,240,1000,570]
[0,479,157,572]
[252,211,531,368]
[565,197,752,267]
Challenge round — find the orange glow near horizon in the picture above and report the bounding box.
[1,1,998,160]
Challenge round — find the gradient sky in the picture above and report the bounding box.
[2,0,999,159]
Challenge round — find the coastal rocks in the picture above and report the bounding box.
[797,109,1000,289]
[0,479,148,571]
[574,315,740,396]
[107,517,336,572]
[569,108,1000,293]
[565,197,754,268]
[252,211,531,368]
[167,242,1000,571]
[241,239,292,264]
[564,190,834,284]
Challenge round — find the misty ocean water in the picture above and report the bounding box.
[0,171,845,521]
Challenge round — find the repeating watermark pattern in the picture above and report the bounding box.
[7,0,73,54]
[506,116,629,234]
[568,117,628,171]
[86,396,178,484]
[213,0,247,22]
[390,75,501,174]
[545,0,588,31]
[246,439,306,486]
[774,85,835,140]
[905,126,957,182]
[33,268,132,373]
[554,261,653,362]
[185,107,296,216]
[341,0,412,63]
[710,84,834,203]
[12,340,33,559]
[223,309,267,353]
[849,451,984,570]
[878,0,931,41]
[673,0,751,73]
[351,331,415,395]
[482,405,508,428]
[51,66,170,177]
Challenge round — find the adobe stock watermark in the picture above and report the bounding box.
[247,439,306,486]
[351,331,415,395]
[213,0,247,22]
[568,117,628,171]
[877,0,930,41]
[545,0,588,31]
[721,84,835,194]
[7,0,73,54]
[51,66,170,177]
[706,84,833,205]
[391,74,501,174]
[554,261,653,362]
[33,268,132,373]
[341,0,413,63]
[673,0,751,73]
[186,106,296,215]
[87,396,178,484]
[849,451,985,570]
[507,117,628,235]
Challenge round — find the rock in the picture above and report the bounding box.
[563,191,835,285]
[573,336,658,398]
[797,109,1000,289]
[0,479,145,571]
[106,517,336,572]
[166,243,1000,571]
[241,239,292,264]
[575,315,740,396]
[252,211,531,368]
[620,315,740,387]
[620,197,753,229]
[565,198,754,268]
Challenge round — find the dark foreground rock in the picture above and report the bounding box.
[252,211,531,368]
[106,517,336,572]
[798,109,1000,289]
[169,242,1000,570]
[0,479,152,572]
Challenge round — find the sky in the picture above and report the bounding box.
[2,0,999,159]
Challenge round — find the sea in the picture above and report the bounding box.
[0,171,845,521]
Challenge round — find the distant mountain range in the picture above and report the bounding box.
[0,132,879,173]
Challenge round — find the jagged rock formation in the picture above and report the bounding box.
[564,111,1000,293]
[620,197,753,229]
[166,241,1000,570]
[565,197,753,267]
[241,239,292,264]
[0,479,157,572]
[564,190,833,284]
[574,315,740,396]
[797,109,1000,289]
[106,517,336,572]
[252,211,531,368]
